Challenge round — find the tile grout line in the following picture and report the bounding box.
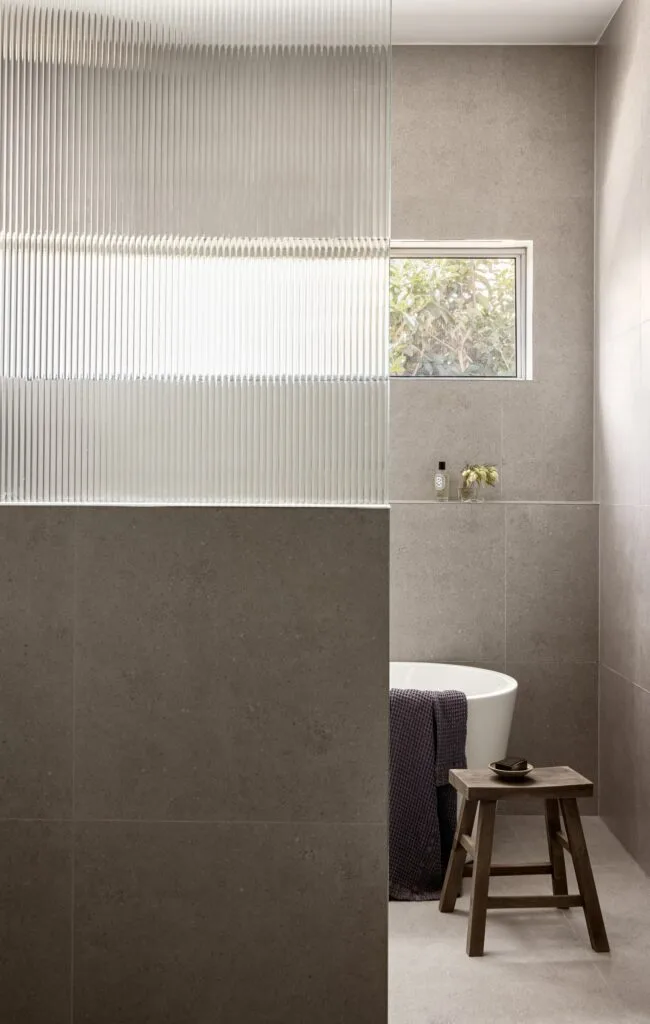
[501,393,508,676]
[389,500,600,505]
[70,822,75,1024]
[503,484,508,676]
[500,388,505,503]
[0,817,388,826]
[70,508,77,1024]
[601,495,605,815]
[600,662,650,696]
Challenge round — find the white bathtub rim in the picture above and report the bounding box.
[390,662,518,702]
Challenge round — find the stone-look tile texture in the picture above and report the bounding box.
[391,46,595,505]
[597,0,650,874]
[600,504,645,683]
[390,503,506,666]
[75,822,386,1024]
[74,509,388,823]
[391,381,503,501]
[506,663,599,815]
[0,822,72,1024]
[0,509,74,818]
[505,505,599,664]
[0,507,388,1023]
[391,816,650,1024]
[390,47,599,813]
[390,503,599,813]
[599,668,647,865]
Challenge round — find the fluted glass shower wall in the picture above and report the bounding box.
[0,1,390,504]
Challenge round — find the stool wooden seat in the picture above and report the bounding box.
[439,766,610,957]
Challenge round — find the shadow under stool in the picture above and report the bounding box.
[439,766,610,958]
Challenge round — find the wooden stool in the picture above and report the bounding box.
[439,766,610,957]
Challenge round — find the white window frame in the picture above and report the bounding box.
[389,240,534,381]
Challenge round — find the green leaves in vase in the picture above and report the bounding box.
[459,463,499,500]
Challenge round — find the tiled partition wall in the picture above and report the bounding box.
[0,5,390,1020]
[0,508,388,1024]
[390,47,599,807]
[596,0,650,872]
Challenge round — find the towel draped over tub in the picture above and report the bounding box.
[389,688,468,901]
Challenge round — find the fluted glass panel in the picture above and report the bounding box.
[0,2,390,504]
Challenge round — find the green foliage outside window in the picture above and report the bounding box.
[390,256,517,377]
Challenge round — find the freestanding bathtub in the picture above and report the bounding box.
[390,662,518,769]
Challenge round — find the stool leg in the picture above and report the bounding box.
[440,797,477,913]
[544,798,569,901]
[560,798,610,953]
[466,800,496,957]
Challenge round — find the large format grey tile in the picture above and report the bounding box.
[501,376,594,502]
[565,855,650,1019]
[506,663,598,814]
[503,814,631,870]
[528,196,595,380]
[596,0,645,192]
[500,196,594,501]
[505,504,598,663]
[599,667,639,860]
[74,508,388,822]
[497,47,595,199]
[597,0,647,294]
[642,146,650,327]
[391,816,650,1024]
[598,153,643,343]
[0,509,73,818]
[392,47,594,242]
[390,503,505,664]
[392,47,511,240]
[0,822,71,1024]
[74,821,386,1024]
[390,899,623,1024]
[600,504,643,682]
[637,507,650,693]
[579,815,642,868]
[533,328,594,388]
[632,680,650,876]
[600,673,650,877]
[390,381,502,502]
[596,328,643,506]
[641,325,650,505]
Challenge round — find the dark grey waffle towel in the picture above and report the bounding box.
[389,688,468,901]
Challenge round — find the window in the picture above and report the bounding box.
[390,242,532,379]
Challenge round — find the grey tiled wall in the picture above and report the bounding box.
[0,507,388,1024]
[596,0,650,874]
[390,47,599,808]
[390,503,599,806]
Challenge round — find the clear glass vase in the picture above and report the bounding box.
[458,480,483,502]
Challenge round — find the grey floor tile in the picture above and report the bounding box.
[390,817,648,1024]
[565,861,650,1018]
[390,907,622,1024]
[579,815,639,867]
